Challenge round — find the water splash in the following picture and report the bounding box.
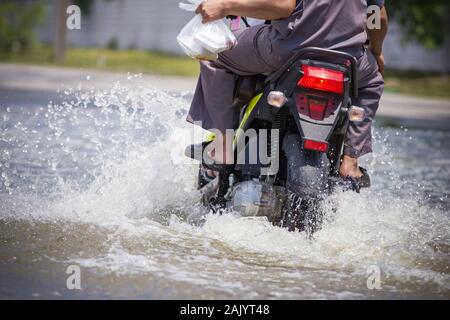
[1,77,202,222]
[0,75,449,298]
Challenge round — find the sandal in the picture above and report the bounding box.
[344,167,371,193]
[185,142,234,173]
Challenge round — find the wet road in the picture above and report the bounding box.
[0,68,449,299]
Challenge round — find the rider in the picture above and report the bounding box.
[186,0,387,182]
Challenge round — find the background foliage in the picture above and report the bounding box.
[386,0,450,49]
[0,0,45,53]
[1,0,449,54]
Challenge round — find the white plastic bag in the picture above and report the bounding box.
[177,0,237,61]
[177,14,218,61]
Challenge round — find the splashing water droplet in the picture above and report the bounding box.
[0,74,448,299]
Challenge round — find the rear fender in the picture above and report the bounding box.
[282,134,330,198]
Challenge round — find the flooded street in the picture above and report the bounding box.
[0,76,449,299]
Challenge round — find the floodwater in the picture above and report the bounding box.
[0,76,449,299]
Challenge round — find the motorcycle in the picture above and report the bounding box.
[186,47,369,233]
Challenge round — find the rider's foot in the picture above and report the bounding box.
[184,132,234,174]
[203,132,234,177]
[339,155,363,178]
[208,132,234,165]
[338,155,371,193]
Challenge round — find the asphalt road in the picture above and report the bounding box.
[1,63,449,129]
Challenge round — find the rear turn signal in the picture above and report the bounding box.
[348,106,365,122]
[298,65,344,95]
[303,139,329,153]
[267,91,288,108]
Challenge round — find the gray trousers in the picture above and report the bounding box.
[187,25,384,158]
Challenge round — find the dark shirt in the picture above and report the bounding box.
[271,0,385,57]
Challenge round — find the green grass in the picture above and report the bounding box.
[384,70,450,99]
[1,46,449,98]
[0,45,200,77]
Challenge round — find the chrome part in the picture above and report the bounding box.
[228,180,286,221]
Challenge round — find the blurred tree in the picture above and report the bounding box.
[73,0,116,16]
[54,0,70,62]
[0,0,45,53]
[386,0,450,49]
[73,0,91,15]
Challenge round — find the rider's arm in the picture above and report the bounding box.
[196,0,297,23]
[367,6,388,56]
[367,6,388,74]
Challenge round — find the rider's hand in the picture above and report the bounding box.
[196,0,227,23]
[371,50,385,75]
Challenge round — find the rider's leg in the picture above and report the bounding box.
[187,60,239,139]
[339,49,384,178]
[187,25,284,166]
[201,131,234,177]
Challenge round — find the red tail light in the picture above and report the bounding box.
[295,94,337,121]
[303,139,329,153]
[298,65,344,94]
[307,96,328,121]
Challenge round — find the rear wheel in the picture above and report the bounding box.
[281,134,330,234]
[280,191,324,234]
